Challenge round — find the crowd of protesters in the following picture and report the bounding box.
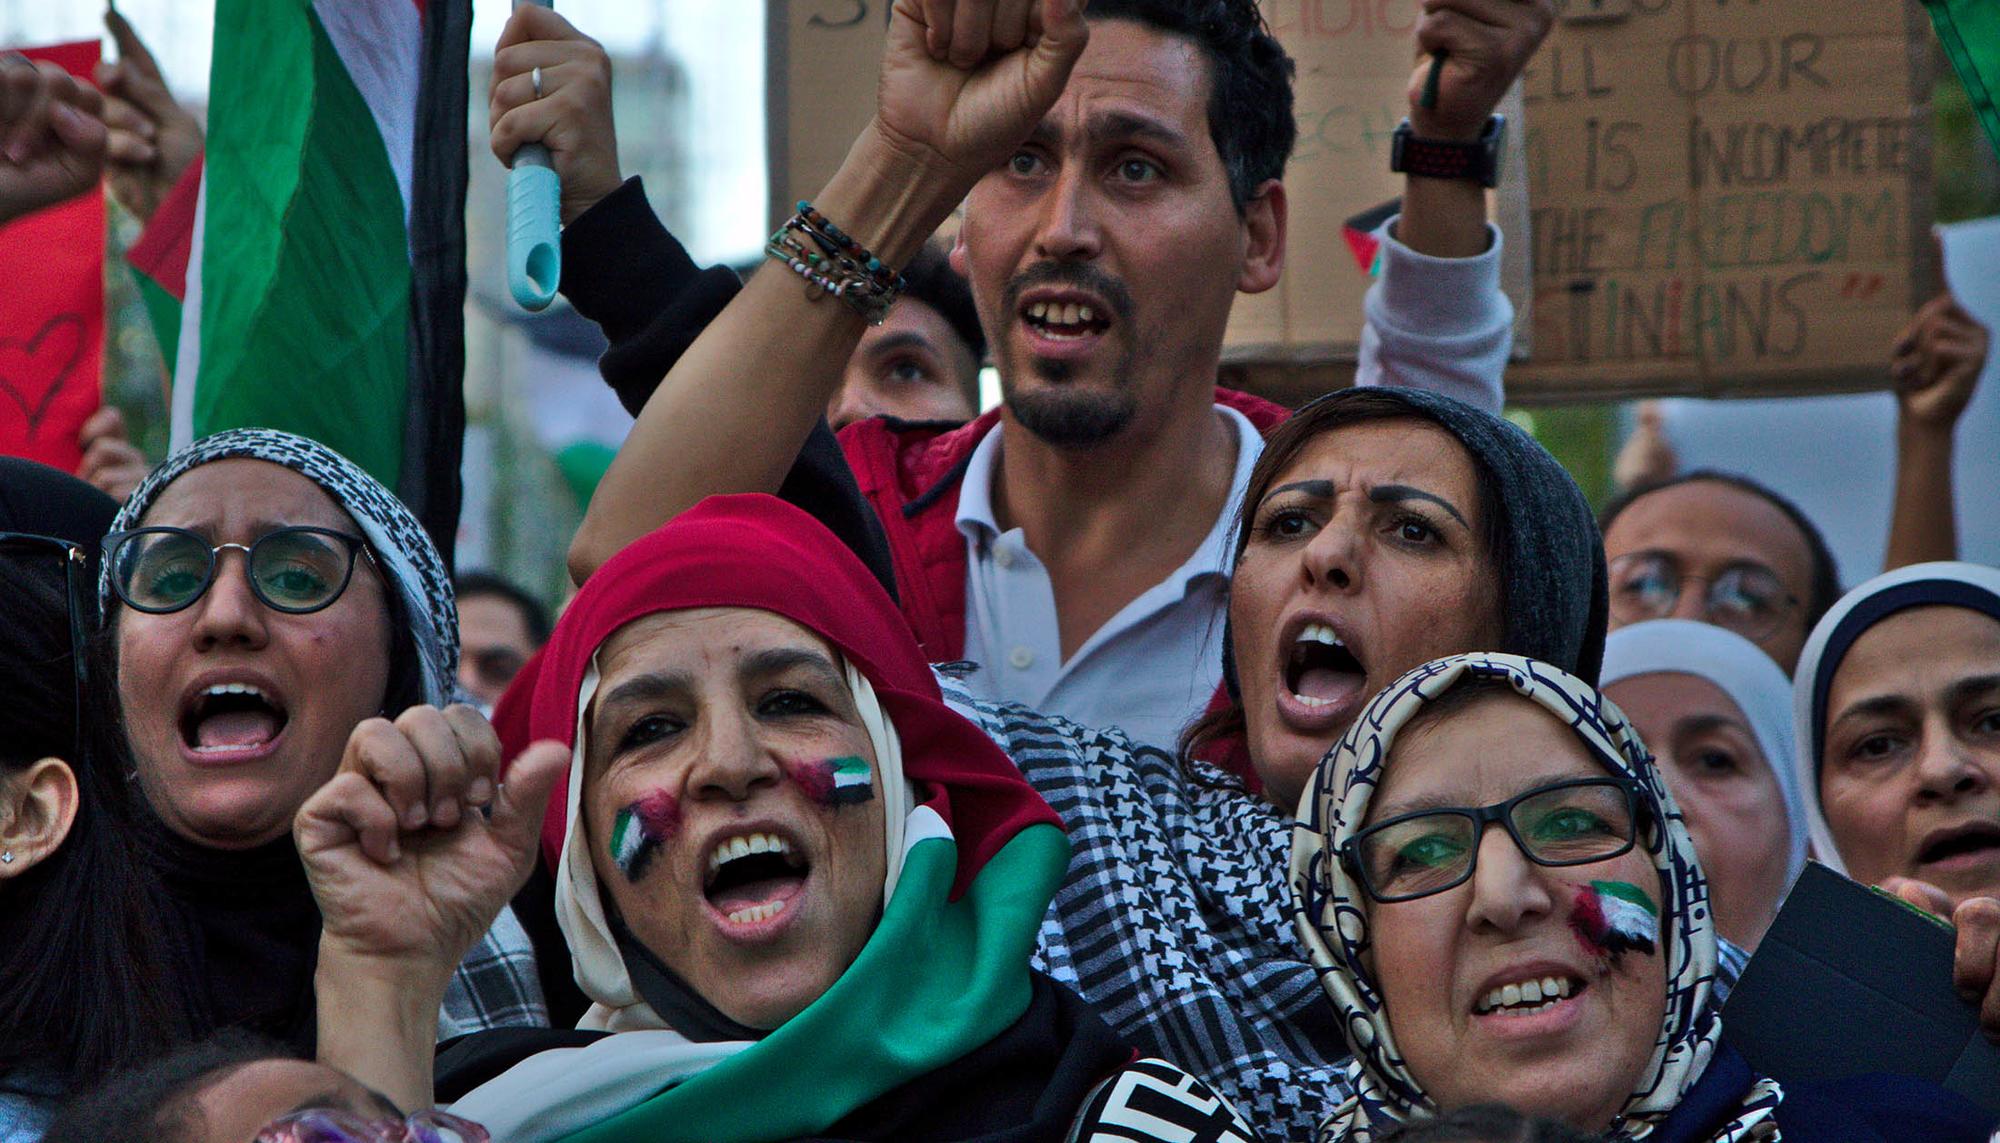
[2,0,2000,1140]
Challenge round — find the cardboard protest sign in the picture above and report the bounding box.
[766,0,1533,364]
[0,40,104,474]
[1510,0,1938,400]
[1722,862,2000,1115]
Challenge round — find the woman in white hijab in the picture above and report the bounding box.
[1790,562,2000,908]
[1603,620,1805,950]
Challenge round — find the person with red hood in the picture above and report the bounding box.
[295,494,1259,1142]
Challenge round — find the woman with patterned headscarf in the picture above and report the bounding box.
[1292,652,1992,1142]
[98,429,545,1054]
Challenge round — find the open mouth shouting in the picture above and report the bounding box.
[1277,615,1369,732]
[178,675,291,763]
[1914,817,2000,877]
[702,828,811,936]
[1018,289,1113,359]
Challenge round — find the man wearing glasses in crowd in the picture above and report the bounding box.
[1599,471,1836,674]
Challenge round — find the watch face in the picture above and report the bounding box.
[1484,114,1508,188]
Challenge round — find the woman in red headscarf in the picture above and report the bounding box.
[295,494,1258,1142]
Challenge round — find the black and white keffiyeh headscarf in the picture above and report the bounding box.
[1290,652,1782,1142]
[103,428,460,707]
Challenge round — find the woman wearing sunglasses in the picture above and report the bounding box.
[0,460,204,1143]
[96,429,545,1056]
[1292,652,1995,1141]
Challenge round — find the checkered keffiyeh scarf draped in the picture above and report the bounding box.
[936,672,1753,1143]
[1290,653,1781,1143]
[939,675,1347,1142]
[105,428,544,1035]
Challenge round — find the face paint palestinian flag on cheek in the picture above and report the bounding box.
[1572,879,1659,961]
[610,791,680,883]
[794,755,875,807]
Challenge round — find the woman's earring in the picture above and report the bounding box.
[1,851,14,865]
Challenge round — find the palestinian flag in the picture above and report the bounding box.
[126,0,471,563]
[1341,198,1401,278]
[1572,879,1659,959]
[1924,0,2000,156]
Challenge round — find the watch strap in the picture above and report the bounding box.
[1391,117,1503,188]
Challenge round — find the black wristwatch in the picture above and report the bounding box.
[1389,115,1506,188]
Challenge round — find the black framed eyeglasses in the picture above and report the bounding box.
[1339,777,1649,904]
[0,532,91,769]
[1607,552,1800,643]
[105,525,375,615]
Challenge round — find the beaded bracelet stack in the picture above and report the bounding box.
[764,200,907,325]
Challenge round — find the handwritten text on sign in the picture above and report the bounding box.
[1512,0,1932,399]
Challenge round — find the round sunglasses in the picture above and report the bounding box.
[105,525,377,616]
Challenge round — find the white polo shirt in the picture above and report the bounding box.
[947,218,1512,750]
[954,406,1263,752]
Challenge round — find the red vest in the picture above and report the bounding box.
[837,386,1291,666]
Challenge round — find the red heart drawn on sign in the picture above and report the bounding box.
[0,315,86,438]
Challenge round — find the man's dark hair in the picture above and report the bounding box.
[455,570,553,647]
[42,1030,298,1143]
[1087,0,1297,211]
[1599,469,1841,631]
[1373,1104,1605,1143]
[902,244,985,364]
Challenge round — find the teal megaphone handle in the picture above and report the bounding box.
[508,142,561,311]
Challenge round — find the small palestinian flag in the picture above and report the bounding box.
[1572,880,1658,959]
[796,755,875,807]
[826,756,873,804]
[1341,198,1402,277]
[609,791,678,883]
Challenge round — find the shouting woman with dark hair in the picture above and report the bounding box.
[0,461,201,1141]
[945,384,1610,1136]
[96,430,546,1057]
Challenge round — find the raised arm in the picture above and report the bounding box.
[0,52,106,225]
[297,705,566,1110]
[563,0,1088,585]
[1355,0,1554,413]
[1884,290,1987,570]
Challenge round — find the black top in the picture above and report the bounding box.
[139,811,323,1053]
[558,177,895,599]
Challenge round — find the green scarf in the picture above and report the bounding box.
[559,823,1069,1143]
